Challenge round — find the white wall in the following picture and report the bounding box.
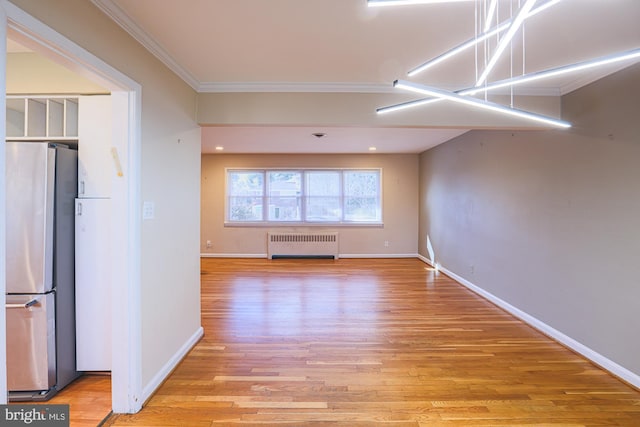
[419,63,640,384]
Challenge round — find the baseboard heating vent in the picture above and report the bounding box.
[267,232,339,260]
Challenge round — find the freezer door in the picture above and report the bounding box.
[53,147,80,388]
[6,142,55,294]
[6,293,56,392]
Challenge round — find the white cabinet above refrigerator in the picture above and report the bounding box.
[78,95,112,198]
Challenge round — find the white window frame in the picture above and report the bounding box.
[225,168,383,226]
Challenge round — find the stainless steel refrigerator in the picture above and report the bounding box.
[5,141,80,401]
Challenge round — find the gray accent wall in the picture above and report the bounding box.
[419,63,640,377]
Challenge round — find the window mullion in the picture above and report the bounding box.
[301,170,307,223]
[340,170,345,223]
[263,170,268,221]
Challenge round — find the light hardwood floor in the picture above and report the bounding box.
[99,257,639,426]
[45,373,111,427]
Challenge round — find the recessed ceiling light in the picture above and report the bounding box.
[312,132,326,138]
[215,146,224,151]
[369,147,377,151]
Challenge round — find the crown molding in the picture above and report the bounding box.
[89,0,566,97]
[199,81,563,96]
[198,82,398,93]
[90,0,200,91]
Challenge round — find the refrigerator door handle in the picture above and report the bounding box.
[77,201,83,216]
[6,297,41,309]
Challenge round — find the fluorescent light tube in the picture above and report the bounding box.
[461,48,640,96]
[394,79,571,128]
[476,0,537,87]
[376,97,441,114]
[527,0,563,18]
[408,0,563,77]
[484,0,499,32]
[408,24,506,76]
[368,0,474,7]
[380,48,640,114]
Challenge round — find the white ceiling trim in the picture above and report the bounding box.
[199,82,397,93]
[199,82,563,96]
[198,82,562,97]
[89,0,568,98]
[90,0,200,90]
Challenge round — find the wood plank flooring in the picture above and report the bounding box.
[104,258,640,426]
[48,373,111,427]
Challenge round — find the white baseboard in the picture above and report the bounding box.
[419,258,640,389]
[340,253,419,259]
[417,254,434,266]
[141,326,204,403]
[201,253,267,258]
[202,253,420,259]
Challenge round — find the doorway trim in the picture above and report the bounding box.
[1,0,143,412]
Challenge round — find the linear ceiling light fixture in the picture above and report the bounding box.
[484,0,499,31]
[462,48,640,96]
[394,80,571,128]
[527,0,563,17]
[376,97,442,114]
[475,0,537,87]
[407,0,563,77]
[375,0,638,129]
[367,0,474,7]
[408,23,505,77]
[379,47,640,115]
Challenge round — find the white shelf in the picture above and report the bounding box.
[6,96,79,140]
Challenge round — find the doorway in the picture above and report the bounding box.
[1,2,143,413]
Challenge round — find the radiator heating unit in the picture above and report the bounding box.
[267,232,339,259]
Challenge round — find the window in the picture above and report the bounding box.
[344,171,381,222]
[306,171,341,222]
[267,171,301,221]
[227,170,264,222]
[226,169,382,225]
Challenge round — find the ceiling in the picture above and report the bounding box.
[67,1,640,152]
[201,126,468,154]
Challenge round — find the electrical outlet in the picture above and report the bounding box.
[206,240,212,248]
[142,201,155,220]
[384,241,390,247]
[470,264,475,274]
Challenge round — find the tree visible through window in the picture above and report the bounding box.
[227,171,264,222]
[226,169,382,224]
[344,171,381,222]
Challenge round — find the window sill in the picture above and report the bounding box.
[224,222,384,228]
